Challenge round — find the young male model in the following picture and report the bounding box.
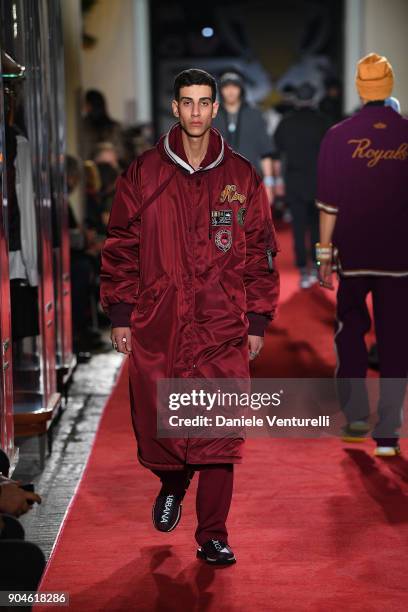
[100,69,279,565]
[316,54,408,457]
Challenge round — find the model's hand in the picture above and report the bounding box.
[318,261,334,290]
[0,483,42,517]
[248,335,264,360]
[111,327,132,354]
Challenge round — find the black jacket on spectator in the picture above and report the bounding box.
[272,108,331,202]
[213,103,272,173]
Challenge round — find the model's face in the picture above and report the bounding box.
[220,83,241,106]
[172,85,218,137]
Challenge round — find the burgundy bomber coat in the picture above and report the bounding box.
[100,123,280,470]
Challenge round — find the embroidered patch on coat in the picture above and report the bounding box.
[220,184,246,204]
[237,207,247,226]
[211,210,233,226]
[214,228,232,252]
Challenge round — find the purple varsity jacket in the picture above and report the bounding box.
[316,104,408,276]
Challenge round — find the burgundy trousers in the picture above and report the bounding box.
[153,464,234,546]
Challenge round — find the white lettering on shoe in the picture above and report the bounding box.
[211,540,231,555]
[161,495,175,523]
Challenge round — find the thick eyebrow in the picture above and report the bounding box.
[179,96,212,102]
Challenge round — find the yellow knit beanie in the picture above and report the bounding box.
[355,53,394,100]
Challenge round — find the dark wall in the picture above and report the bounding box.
[150,0,343,136]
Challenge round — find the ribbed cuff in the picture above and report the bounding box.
[247,312,271,337]
[108,302,134,327]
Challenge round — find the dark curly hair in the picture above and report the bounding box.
[173,69,217,102]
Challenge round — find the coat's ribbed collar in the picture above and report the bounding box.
[163,122,225,174]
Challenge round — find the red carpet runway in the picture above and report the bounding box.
[35,226,407,611]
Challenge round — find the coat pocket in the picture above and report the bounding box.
[135,275,172,315]
[218,277,247,315]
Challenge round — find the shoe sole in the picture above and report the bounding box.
[196,548,236,565]
[374,448,401,457]
[342,435,367,443]
[152,500,182,532]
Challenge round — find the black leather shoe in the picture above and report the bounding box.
[197,539,236,565]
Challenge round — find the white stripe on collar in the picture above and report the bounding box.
[164,124,224,174]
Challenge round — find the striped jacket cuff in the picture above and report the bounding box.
[315,199,338,214]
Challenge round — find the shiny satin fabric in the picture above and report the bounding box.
[100,124,280,470]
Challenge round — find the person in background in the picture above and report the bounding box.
[264,86,297,223]
[81,89,124,162]
[0,448,44,591]
[385,96,401,113]
[92,141,122,171]
[82,160,106,333]
[272,82,331,288]
[276,85,297,116]
[264,86,297,140]
[319,76,343,125]
[367,94,402,372]
[96,162,119,232]
[122,123,154,168]
[316,54,408,457]
[67,156,103,357]
[213,72,275,204]
[84,160,104,236]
